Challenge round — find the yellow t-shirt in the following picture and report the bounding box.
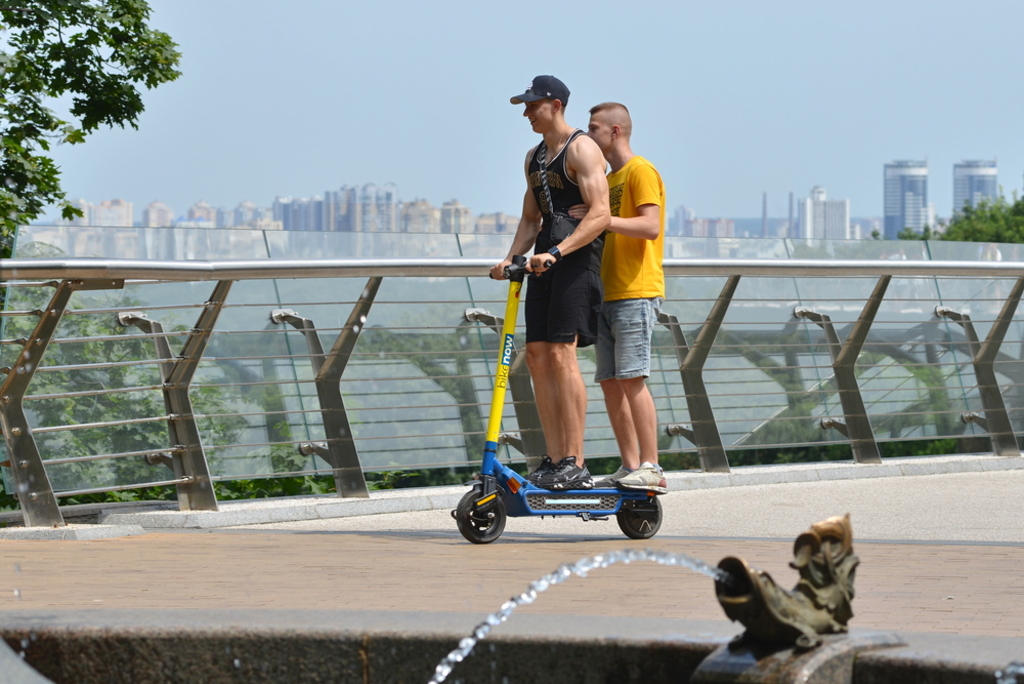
[601,155,665,301]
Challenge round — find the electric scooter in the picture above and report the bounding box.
[451,255,663,544]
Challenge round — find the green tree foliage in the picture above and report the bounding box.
[897,225,933,241]
[941,195,1024,243]
[0,0,181,255]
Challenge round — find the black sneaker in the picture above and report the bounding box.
[534,456,593,490]
[526,455,556,485]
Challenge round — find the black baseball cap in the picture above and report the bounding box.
[510,75,570,105]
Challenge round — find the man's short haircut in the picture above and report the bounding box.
[589,102,632,137]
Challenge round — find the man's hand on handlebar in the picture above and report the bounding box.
[490,259,512,280]
[528,253,556,273]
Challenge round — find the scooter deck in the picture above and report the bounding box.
[503,484,656,518]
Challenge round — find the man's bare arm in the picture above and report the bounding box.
[612,204,660,239]
[529,136,610,271]
[491,149,543,279]
[567,202,660,240]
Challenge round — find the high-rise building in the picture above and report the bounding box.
[761,192,768,237]
[953,160,997,215]
[233,201,258,227]
[884,161,928,239]
[683,217,734,238]
[375,183,399,232]
[357,184,378,231]
[440,200,472,234]
[400,199,440,232]
[273,196,324,231]
[669,206,696,236]
[90,199,134,227]
[323,187,357,232]
[215,207,234,228]
[142,201,174,227]
[797,186,850,240]
[474,212,518,234]
[322,183,400,232]
[187,200,216,223]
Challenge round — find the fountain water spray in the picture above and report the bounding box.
[996,662,1024,684]
[428,547,735,684]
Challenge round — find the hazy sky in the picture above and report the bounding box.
[42,0,1024,221]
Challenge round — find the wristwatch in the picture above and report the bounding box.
[547,246,562,262]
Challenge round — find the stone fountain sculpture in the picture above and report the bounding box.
[692,514,903,683]
[716,513,859,649]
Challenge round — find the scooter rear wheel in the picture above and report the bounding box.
[616,496,662,539]
[455,489,507,544]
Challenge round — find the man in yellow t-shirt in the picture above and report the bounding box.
[571,102,667,493]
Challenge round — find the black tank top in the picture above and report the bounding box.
[528,129,603,273]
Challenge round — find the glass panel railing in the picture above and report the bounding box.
[786,238,931,261]
[6,225,1024,500]
[11,225,272,260]
[265,230,465,259]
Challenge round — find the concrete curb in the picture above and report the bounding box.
[0,524,146,541]
[664,453,1024,489]
[98,486,466,530]
[3,454,1020,534]
[97,453,1024,531]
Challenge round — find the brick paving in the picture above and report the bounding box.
[2,528,1023,638]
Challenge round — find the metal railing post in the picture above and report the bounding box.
[116,311,197,499]
[273,277,380,498]
[658,276,739,473]
[464,308,545,471]
[156,280,233,511]
[795,276,890,464]
[0,278,121,527]
[935,276,1024,457]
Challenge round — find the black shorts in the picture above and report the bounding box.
[524,265,603,347]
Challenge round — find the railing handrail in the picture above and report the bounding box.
[4,256,1024,281]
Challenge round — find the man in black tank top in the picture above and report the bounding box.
[490,75,611,490]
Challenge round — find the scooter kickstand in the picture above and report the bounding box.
[577,512,609,523]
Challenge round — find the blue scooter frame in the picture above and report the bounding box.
[452,255,663,544]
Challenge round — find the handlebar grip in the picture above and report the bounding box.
[501,254,529,282]
[504,263,524,279]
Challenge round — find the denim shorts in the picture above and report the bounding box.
[594,297,663,382]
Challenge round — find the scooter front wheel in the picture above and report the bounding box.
[455,489,507,544]
[616,496,662,540]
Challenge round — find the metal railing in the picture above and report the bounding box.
[2,254,1023,527]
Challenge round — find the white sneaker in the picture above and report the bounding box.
[616,462,668,494]
[595,466,632,487]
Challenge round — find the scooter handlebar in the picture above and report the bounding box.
[502,254,529,282]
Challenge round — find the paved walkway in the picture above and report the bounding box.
[2,466,1023,640]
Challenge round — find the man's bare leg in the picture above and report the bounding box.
[603,376,659,471]
[622,376,659,466]
[526,341,565,460]
[601,378,640,470]
[526,339,587,463]
[548,340,587,461]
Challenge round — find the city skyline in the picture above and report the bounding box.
[60,190,881,240]
[35,0,1023,227]
[61,156,1004,239]
[64,187,522,235]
